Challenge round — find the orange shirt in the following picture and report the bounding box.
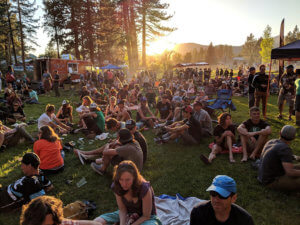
[33,139,63,170]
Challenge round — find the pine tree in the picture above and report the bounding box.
[43,0,66,58]
[138,0,175,67]
[242,33,261,65]
[285,25,300,44]
[13,0,38,72]
[205,42,216,65]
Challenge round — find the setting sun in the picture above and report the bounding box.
[147,39,176,56]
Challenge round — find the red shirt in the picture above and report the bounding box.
[33,139,63,170]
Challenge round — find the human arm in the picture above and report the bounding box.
[56,107,63,118]
[115,194,127,225]
[282,162,300,177]
[69,106,73,123]
[132,189,152,225]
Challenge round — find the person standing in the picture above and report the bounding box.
[252,64,269,118]
[52,70,60,97]
[42,69,52,94]
[247,67,256,108]
[295,69,300,126]
[277,65,296,120]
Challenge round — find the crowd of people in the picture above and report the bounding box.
[0,63,299,225]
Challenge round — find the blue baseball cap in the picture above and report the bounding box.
[206,175,237,198]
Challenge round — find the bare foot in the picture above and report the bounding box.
[229,157,236,163]
[249,153,256,160]
[241,156,248,162]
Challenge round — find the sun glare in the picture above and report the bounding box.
[147,39,175,56]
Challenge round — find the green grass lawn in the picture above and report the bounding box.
[0,89,300,225]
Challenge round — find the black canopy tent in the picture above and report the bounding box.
[271,40,300,61]
[263,40,300,118]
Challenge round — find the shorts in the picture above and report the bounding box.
[111,155,124,166]
[278,91,294,107]
[181,130,199,145]
[97,210,162,225]
[295,95,300,112]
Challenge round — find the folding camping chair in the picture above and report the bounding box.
[206,89,236,116]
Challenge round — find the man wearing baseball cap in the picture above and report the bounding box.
[91,128,143,175]
[258,125,300,191]
[190,175,254,224]
[278,65,296,120]
[0,153,52,212]
[157,105,202,144]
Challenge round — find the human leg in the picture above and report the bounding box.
[141,215,162,225]
[240,135,248,162]
[225,136,235,163]
[248,93,255,108]
[208,144,222,163]
[94,210,120,225]
[249,135,268,159]
[277,92,284,118]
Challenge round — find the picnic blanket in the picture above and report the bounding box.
[208,142,243,154]
[155,194,204,225]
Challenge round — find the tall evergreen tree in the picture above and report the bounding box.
[242,33,261,65]
[13,0,38,72]
[205,42,216,65]
[138,0,175,67]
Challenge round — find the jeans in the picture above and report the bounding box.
[5,127,34,147]
[255,91,267,116]
[248,92,255,108]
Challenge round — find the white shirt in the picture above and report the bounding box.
[38,113,56,130]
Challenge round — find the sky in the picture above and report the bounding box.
[33,0,300,56]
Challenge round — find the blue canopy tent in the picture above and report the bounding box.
[101,64,121,70]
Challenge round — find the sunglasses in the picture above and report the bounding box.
[209,191,231,200]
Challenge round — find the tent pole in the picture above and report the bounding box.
[265,60,272,119]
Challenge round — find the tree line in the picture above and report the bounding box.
[0,0,174,72]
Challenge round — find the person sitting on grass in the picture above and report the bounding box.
[33,126,64,175]
[94,160,161,225]
[74,119,146,165]
[116,99,131,122]
[295,69,300,126]
[76,96,93,128]
[258,125,300,191]
[79,103,105,139]
[155,94,173,124]
[20,195,103,225]
[6,101,26,124]
[190,175,254,225]
[0,153,53,213]
[90,129,143,176]
[38,104,71,135]
[136,97,157,128]
[155,105,202,145]
[201,113,236,164]
[105,96,118,119]
[193,100,213,137]
[0,120,34,150]
[56,100,73,125]
[237,106,271,161]
[25,87,39,104]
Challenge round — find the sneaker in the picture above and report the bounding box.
[78,152,87,165]
[90,162,105,175]
[200,154,211,165]
[154,137,162,143]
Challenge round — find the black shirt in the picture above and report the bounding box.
[248,74,255,93]
[53,74,60,84]
[156,101,172,120]
[134,131,147,163]
[213,124,235,140]
[252,73,269,92]
[184,115,202,142]
[190,201,254,225]
[258,139,294,185]
[242,119,269,140]
[6,174,52,203]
